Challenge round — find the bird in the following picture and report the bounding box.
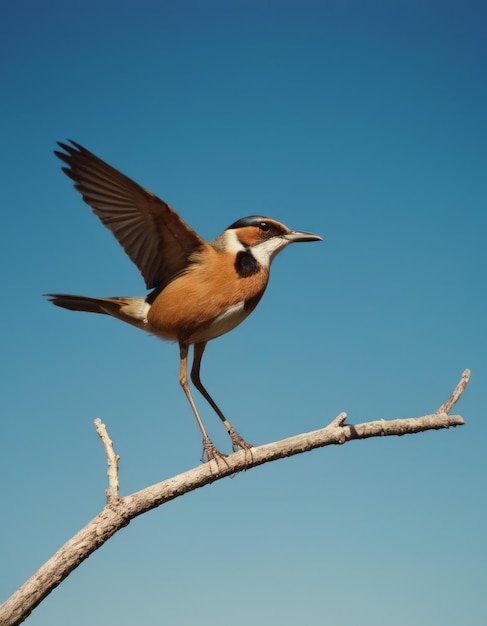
[47,140,322,461]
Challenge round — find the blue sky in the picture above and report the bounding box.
[1,1,486,624]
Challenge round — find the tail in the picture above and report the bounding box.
[46,294,150,330]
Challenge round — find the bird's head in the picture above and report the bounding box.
[215,215,322,268]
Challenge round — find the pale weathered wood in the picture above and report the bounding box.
[0,369,469,626]
[94,418,120,503]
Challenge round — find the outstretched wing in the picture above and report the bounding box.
[55,140,207,291]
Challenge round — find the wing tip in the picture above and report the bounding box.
[54,139,89,162]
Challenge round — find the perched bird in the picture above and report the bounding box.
[48,141,322,461]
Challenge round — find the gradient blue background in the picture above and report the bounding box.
[1,1,485,624]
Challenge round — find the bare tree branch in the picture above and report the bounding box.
[437,367,470,414]
[0,369,469,626]
[94,418,120,503]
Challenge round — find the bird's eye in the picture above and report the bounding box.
[259,222,270,232]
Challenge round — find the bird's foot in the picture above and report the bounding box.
[201,437,228,464]
[228,428,253,453]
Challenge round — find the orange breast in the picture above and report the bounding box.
[147,247,269,343]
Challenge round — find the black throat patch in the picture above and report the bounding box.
[235,249,261,278]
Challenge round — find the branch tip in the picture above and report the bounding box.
[94,418,120,502]
[437,368,471,415]
[329,412,347,427]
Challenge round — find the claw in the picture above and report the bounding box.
[228,427,253,452]
[202,437,228,463]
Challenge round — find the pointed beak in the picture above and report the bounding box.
[285,230,323,243]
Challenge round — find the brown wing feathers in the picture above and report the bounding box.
[55,140,207,291]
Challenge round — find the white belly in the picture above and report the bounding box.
[187,301,250,344]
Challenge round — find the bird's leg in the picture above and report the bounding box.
[179,342,224,462]
[191,342,253,452]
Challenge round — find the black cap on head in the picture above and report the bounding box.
[227,216,268,229]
